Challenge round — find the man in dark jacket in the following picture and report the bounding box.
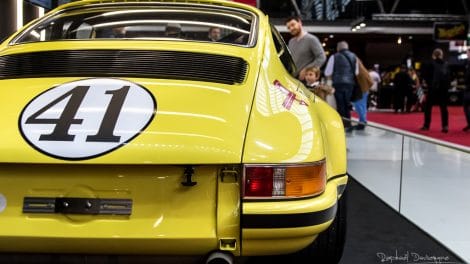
[463,48,470,132]
[420,48,450,133]
[324,41,358,131]
[393,64,414,113]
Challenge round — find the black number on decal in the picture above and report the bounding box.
[26,86,90,141]
[86,86,130,143]
[25,85,130,142]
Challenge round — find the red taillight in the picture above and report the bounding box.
[243,161,326,199]
[245,167,273,197]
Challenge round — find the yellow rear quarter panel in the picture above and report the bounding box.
[0,1,348,257]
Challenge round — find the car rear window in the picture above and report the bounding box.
[12,4,257,46]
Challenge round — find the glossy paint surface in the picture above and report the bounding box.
[0,0,347,256]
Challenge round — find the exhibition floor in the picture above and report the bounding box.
[245,178,464,264]
[346,124,470,263]
[353,106,470,147]
[339,178,464,264]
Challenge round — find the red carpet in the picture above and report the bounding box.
[352,106,470,147]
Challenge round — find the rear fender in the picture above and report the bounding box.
[313,97,347,179]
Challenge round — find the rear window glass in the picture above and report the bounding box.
[12,4,256,46]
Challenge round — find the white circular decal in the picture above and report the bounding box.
[20,78,156,160]
[0,194,6,213]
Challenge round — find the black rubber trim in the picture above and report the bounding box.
[328,173,348,182]
[337,184,347,196]
[242,202,337,228]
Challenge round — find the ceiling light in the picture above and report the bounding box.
[16,0,23,30]
[37,6,44,17]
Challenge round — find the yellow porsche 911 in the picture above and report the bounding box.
[0,0,348,263]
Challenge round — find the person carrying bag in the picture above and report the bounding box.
[342,54,373,102]
[324,41,361,131]
[341,52,373,129]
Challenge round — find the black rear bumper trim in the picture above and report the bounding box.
[242,203,337,228]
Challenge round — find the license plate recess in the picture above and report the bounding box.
[23,197,132,215]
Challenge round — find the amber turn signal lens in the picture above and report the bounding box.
[285,163,326,197]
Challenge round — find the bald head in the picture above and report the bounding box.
[337,41,349,51]
[432,48,443,59]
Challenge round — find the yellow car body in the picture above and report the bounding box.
[0,0,347,261]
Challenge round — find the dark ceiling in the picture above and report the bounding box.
[343,0,468,18]
[260,0,469,22]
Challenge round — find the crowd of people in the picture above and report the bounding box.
[284,16,470,134]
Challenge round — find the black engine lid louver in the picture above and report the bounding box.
[0,50,248,85]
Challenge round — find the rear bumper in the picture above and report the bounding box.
[0,164,220,254]
[240,174,347,256]
[0,162,346,256]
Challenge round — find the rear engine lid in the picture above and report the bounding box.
[0,75,254,164]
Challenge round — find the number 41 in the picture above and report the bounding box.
[25,85,130,143]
